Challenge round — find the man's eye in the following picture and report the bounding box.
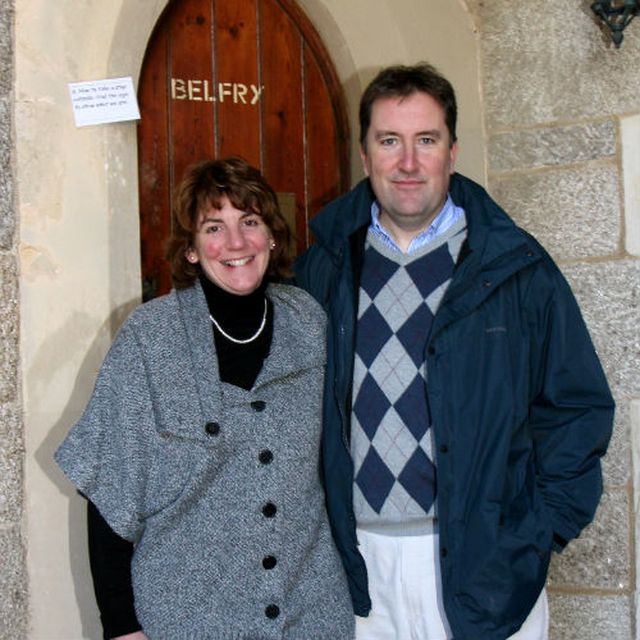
[419,137,435,145]
[380,138,397,146]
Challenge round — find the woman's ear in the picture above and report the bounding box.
[186,249,198,264]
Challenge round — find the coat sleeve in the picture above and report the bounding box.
[54,320,157,543]
[527,259,614,551]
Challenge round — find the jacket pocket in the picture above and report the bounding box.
[456,489,553,625]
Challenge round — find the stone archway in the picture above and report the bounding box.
[18,1,483,637]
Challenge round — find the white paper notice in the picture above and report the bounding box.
[69,77,141,127]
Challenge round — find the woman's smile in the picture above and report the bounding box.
[187,196,273,295]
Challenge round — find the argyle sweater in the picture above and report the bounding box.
[351,217,467,534]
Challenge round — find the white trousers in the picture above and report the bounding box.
[355,529,549,640]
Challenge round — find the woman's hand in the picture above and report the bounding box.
[112,633,149,640]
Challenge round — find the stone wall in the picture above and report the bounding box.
[0,0,27,638]
[466,1,640,638]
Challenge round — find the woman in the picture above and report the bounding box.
[55,157,354,640]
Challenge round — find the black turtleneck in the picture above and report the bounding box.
[199,274,274,390]
[88,276,274,638]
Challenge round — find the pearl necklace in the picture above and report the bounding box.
[209,299,268,345]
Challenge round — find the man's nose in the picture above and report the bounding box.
[398,145,418,173]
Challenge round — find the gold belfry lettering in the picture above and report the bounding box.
[171,78,264,105]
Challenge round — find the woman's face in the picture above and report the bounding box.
[187,196,273,295]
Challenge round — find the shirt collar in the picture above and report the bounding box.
[370,195,462,253]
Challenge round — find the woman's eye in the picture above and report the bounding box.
[204,225,220,234]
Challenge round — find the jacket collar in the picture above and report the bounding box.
[449,173,534,268]
[176,281,324,397]
[150,282,325,442]
[309,172,543,289]
[312,173,534,255]
[447,173,544,279]
[433,174,544,334]
[309,179,374,260]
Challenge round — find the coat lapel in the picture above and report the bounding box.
[254,285,326,390]
[173,281,225,425]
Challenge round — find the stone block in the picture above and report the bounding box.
[0,527,27,640]
[0,3,11,98]
[0,401,22,524]
[490,165,620,262]
[489,121,616,173]
[0,253,18,404]
[477,0,640,129]
[0,97,12,251]
[562,260,640,399]
[621,114,640,257]
[601,397,631,488]
[548,592,632,640]
[548,488,630,590]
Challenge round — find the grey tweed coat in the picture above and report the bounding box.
[55,281,354,640]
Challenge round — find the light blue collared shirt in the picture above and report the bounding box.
[369,194,465,253]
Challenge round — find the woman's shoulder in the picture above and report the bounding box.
[127,288,176,319]
[267,283,326,325]
[120,288,191,340]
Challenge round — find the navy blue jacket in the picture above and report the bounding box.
[294,173,614,639]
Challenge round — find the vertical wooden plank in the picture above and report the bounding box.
[215,0,262,167]
[260,0,307,255]
[304,46,343,245]
[167,0,216,188]
[137,20,171,300]
[278,0,350,190]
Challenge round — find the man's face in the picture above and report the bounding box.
[360,92,458,248]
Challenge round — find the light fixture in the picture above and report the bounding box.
[591,0,639,48]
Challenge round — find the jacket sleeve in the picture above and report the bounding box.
[54,321,155,542]
[527,259,614,551]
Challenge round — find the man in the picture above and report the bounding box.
[294,63,614,640]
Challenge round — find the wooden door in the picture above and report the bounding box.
[137,0,349,300]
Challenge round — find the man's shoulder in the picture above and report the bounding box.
[294,179,371,288]
[293,240,336,297]
[309,179,373,241]
[449,173,511,224]
[450,173,548,259]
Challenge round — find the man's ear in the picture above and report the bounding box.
[449,141,459,175]
[360,144,370,177]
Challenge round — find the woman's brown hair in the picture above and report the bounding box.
[166,156,292,289]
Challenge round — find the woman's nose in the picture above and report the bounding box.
[225,225,246,249]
